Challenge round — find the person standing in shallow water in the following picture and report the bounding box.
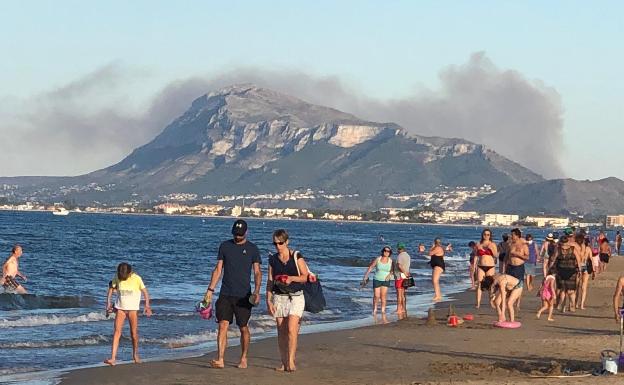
[429,238,445,302]
[394,243,411,315]
[363,246,394,315]
[104,262,152,366]
[1,245,27,294]
[203,219,262,369]
[475,229,498,309]
[616,231,622,256]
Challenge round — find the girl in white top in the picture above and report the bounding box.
[104,262,152,366]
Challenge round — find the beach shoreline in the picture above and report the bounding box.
[56,258,624,385]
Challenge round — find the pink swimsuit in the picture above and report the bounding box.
[540,275,556,301]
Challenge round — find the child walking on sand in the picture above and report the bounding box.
[104,263,152,366]
[536,270,556,321]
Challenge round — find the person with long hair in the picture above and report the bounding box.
[363,246,394,315]
[104,262,152,366]
[551,235,582,312]
[266,229,310,372]
[429,238,445,302]
[475,229,498,308]
[576,234,592,310]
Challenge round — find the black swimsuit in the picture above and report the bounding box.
[478,265,495,274]
[430,255,445,271]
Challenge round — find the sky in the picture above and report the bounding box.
[0,1,622,180]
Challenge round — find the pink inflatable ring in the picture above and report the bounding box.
[493,321,521,329]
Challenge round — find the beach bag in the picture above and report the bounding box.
[294,251,326,313]
[402,276,415,288]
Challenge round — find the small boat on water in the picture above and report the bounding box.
[52,208,70,216]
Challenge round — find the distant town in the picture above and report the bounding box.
[1,184,622,228]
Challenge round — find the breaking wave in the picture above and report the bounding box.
[0,311,107,328]
[0,293,95,311]
[0,334,109,349]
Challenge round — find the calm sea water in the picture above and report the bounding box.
[0,211,553,383]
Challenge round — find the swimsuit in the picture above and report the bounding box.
[430,255,445,272]
[599,253,610,263]
[506,264,525,282]
[478,265,495,274]
[2,276,19,290]
[556,248,578,291]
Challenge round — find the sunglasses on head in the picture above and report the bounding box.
[273,241,286,246]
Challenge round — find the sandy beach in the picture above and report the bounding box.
[61,258,624,385]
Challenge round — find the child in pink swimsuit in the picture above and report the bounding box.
[536,272,556,321]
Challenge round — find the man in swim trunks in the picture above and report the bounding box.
[203,220,262,369]
[599,237,611,272]
[1,245,27,294]
[498,234,510,273]
[616,231,622,256]
[507,229,528,309]
[481,274,523,323]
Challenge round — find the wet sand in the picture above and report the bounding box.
[62,258,624,385]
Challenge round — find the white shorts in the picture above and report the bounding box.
[272,292,305,318]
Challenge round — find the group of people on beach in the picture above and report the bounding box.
[362,238,448,320]
[4,222,624,372]
[471,227,617,324]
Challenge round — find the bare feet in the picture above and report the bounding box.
[133,356,142,364]
[237,358,247,369]
[287,362,297,372]
[275,365,285,371]
[547,317,555,322]
[103,359,116,366]
[536,312,542,319]
[432,296,441,302]
[209,359,224,369]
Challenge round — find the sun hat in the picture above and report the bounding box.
[545,233,554,241]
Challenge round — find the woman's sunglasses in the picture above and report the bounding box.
[273,241,286,246]
[383,249,391,253]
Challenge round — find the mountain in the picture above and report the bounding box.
[462,177,624,215]
[1,85,543,204]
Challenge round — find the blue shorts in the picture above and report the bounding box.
[373,279,391,288]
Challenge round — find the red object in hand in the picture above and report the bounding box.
[308,273,317,283]
[274,275,289,283]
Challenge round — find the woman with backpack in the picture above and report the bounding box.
[266,229,309,372]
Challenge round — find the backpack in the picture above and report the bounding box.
[294,251,326,313]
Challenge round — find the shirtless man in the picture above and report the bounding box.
[475,229,498,308]
[616,231,622,256]
[507,228,528,309]
[481,274,523,323]
[1,245,27,294]
[575,234,592,310]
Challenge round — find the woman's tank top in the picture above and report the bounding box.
[374,257,392,281]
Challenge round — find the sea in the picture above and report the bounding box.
[0,211,556,384]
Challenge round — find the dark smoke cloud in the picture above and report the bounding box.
[0,53,564,178]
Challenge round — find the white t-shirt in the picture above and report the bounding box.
[396,251,411,279]
[111,273,146,311]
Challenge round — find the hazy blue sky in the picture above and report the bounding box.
[0,1,622,179]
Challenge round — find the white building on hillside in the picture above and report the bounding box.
[524,216,570,228]
[482,213,519,226]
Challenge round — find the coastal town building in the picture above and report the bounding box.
[606,215,624,227]
[524,216,570,228]
[437,210,480,223]
[482,213,519,226]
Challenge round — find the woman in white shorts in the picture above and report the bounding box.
[266,229,309,372]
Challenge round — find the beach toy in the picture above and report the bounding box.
[601,350,618,374]
[195,301,213,320]
[493,321,521,329]
[447,315,462,327]
[463,314,474,321]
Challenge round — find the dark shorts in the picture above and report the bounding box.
[373,279,391,289]
[600,253,610,263]
[215,295,253,327]
[506,264,525,282]
[2,276,19,290]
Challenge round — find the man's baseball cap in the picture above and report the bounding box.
[231,219,248,236]
[397,242,406,250]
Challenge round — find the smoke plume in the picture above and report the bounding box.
[0,52,564,178]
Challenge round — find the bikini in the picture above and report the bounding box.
[476,248,495,274]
